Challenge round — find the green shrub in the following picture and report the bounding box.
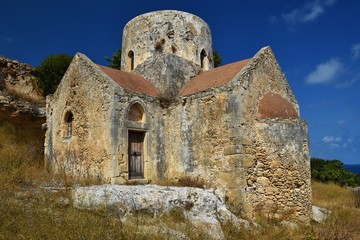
[35,54,72,96]
[311,158,360,186]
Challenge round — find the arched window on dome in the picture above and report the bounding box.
[200,49,209,70]
[128,50,134,71]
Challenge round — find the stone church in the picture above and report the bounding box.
[45,10,311,221]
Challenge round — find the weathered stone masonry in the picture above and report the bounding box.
[45,10,311,222]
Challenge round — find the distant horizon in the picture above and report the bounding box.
[343,164,360,174]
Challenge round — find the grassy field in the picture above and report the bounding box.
[0,116,360,239]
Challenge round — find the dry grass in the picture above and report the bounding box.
[222,181,360,240]
[0,116,47,188]
[312,181,357,208]
[309,181,360,240]
[355,188,360,208]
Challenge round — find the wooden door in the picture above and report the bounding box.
[128,131,145,179]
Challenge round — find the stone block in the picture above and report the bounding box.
[119,163,127,173]
[218,172,245,188]
[111,176,127,184]
[258,187,265,194]
[243,154,255,168]
[226,154,241,169]
[257,176,270,186]
[274,168,283,177]
[257,162,265,168]
[241,137,252,146]
[266,187,278,195]
[223,146,240,156]
[271,159,285,168]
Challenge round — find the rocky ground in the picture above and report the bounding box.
[0,56,45,119]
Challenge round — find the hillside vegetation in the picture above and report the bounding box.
[311,157,360,186]
[0,115,360,239]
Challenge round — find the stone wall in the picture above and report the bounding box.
[45,53,165,183]
[149,46,311,222]
[46,54,120,180]
[241,119,310,221]
[134,54,201,99]
[109,91,160,183]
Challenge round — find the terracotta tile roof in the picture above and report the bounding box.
[178,59,251,96]
[97,65,160,97]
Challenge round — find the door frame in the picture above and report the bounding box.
[128,130,145,179]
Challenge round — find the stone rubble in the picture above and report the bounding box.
[0,56,45,118]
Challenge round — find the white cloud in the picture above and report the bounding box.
[305,58,343,84]
[322,135,343,149]
[330,143,340,148]
[281,0,336,25]
[302,3,324,22]
[342,138,355,148]
[351,43,360,59]
[322,136,342,143]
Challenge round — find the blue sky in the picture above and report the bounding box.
[1,0,359,164]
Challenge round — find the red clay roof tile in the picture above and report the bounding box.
[97,65,160,97]
[178,59,251,96]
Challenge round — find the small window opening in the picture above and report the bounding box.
[128,51,134,70]
[128,103,145,122]
[64,111,74,137]
[200,49,207,69]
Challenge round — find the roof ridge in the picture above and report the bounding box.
[177,58,251,97]
[97,65,161,97]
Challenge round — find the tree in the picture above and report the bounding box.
[35,54,72,96]
[213,50,222,68]
[105,48,122,70]
[311,157,360,186]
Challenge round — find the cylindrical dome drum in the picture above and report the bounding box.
[121,10,213,72]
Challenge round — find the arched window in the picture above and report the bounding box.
[128,103,144,122]
[64,111,74,138]
[128,51,134,70]
[200,49,208,70]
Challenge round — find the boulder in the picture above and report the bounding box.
[73,184,251,239]
[312,205,331,223]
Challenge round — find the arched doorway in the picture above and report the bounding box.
[127,102,145,179]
